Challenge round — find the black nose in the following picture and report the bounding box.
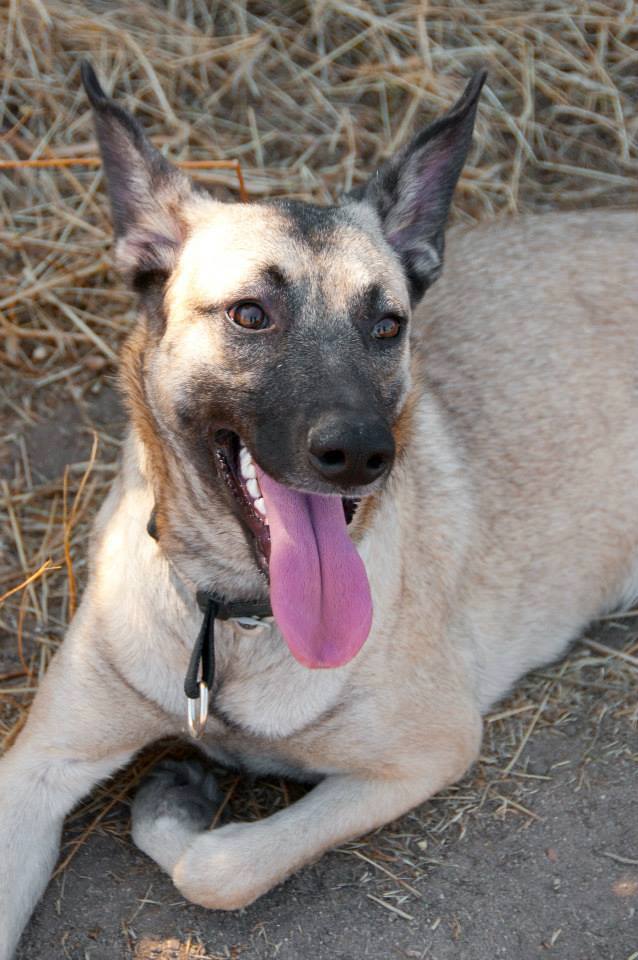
[308,412,395,487]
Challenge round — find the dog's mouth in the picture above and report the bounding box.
[214,430,272,575]
[214,430,360,572]
[213,429,372,669]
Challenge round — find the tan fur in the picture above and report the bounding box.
[119,324,170,514]
[1,210,637,958]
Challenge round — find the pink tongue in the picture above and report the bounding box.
[257,468,373,668]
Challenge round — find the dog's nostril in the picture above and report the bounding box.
[366,453,385,472]
[320,449,346,467]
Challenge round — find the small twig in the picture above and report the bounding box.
[61,467,76,620]
[0,670,29,682]
[598,608,638,621]
[210,775,240,829]
[1,480,42,620]
[179,160,248,202]
[487,704,536,724]
[601,851,638,866]
[582,638,638,671]
[493,793,544,823]
[502,681,554,775]
[0,157,249,201]
[366,893,413,921]
[341,848,422,898]
[62,432,98,620]
[16,588,31,676]
[0,558,60,605]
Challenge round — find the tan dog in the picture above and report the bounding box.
[1,63,637,958]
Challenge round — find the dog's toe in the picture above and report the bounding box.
[132,758,222,836]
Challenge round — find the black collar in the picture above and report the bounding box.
[147,509,272,705]
[184,589,272,701]
[195,589,272,622]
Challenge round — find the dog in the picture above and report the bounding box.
[1,62,637,958]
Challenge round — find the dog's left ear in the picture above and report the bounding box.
[354,70,486,304]
[81,61,193,291]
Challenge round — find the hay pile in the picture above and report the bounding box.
[1,0,637,901]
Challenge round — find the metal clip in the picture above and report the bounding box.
[234,616,263,630]
[187,680,209,739]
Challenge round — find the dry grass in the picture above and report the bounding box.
[1,0,637,930]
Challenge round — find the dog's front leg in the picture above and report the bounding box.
[0,638,166,960]
[133,725,480,910]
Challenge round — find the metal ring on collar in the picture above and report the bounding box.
[234,616,263,629]
[187,681,209,739]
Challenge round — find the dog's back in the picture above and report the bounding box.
[411,210,638,704]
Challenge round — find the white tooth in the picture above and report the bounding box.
[239,447,251,467]
[247,477,261,500]
[254,497,267,517]
[241,460,256,480]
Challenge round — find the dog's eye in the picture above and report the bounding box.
[227,301,270,331]
[371,316,401,340]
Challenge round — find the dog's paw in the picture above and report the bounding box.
[133,758,222,831]
[131,759,222,871]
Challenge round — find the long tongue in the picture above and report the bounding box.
[257,468,373,668]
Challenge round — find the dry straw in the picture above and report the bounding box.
[1,0,637,906]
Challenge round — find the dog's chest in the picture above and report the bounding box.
[210,620,349,739]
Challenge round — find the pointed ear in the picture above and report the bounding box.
[81,61,193,291]
[357,70,486,304]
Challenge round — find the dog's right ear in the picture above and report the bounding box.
[81,61,193,291]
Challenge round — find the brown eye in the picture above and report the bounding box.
[371,316,401,340]
[227,301,270,330]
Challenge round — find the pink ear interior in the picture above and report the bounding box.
[386,136,460,250]
[84,60,192,281]
[362,71,486,299]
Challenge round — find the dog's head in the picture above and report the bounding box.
[82,62,484,667]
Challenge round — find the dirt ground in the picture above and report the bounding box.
[13,691,638,960]
[2,389,637,960]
